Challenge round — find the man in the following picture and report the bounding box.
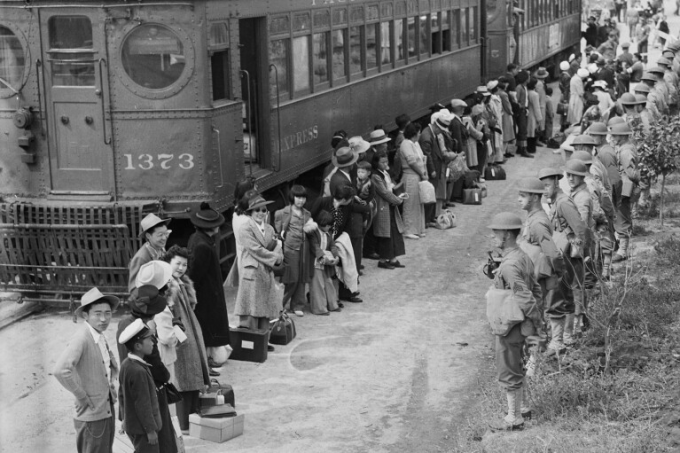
[389,113,410,181]
[617,42,634,67]
[658,57,679,109]
[448,99,469,201]
[485,212,543,431]
[364,128,391,171]
[539,167,588,345]
[634,82,661,119]
[515,71,533,158]
[517,178,566,355]
[619,92,648,133]
[586,122,622,208]
[128,214,171,291]
[648,65,676,112]
[54,288,120,453]
[505,63,519,102]
[420,109,456,221]
[628,52,644,87]
[597,32,618,61]
[636,17,650,56]
[535,67,549,144]
[569,53,582,77]
[584,16,598,47]
[640,71,668,116]
[634,94,653,132]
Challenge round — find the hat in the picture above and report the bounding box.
[572,134,598,146]
[348,136,370,154]
[74,287,120,317]
[607,116,626,127]
[136,260,173,289]
[667,42,680,52]
[609,122,633,135]
[596,57,605,66]
[128,285,168,317]
[517,178,545,194]
[634,83,650,93]
[436,109,454,126]
[662,49,675,59]
[486,80,499,90]
[139,213,171,238]
[476,86,491,96]
[451,98,467,109]
[118,318,153,346]
[487,212,523,230]
[619,92,638,105]
[587,63,598,74]
[621,42,631,49]
[586,122,608,135]
[246,194,274,212]
[641,71,657,81]
[569,53,576,62]
[635,94,648,105]
[368,129,391,145]
[333,146,359,168]
[564,159,587,176]
[560,61,570,71]
[592,80,607,89]
[190,202,225,229]
[572,150,594,164]
[577,68,590,78]
[538,167,564,180]
[535,67,549,78]
[648,66,665,75]
[658,57,672,66]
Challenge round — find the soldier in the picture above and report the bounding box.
[619,93,648,133]
[640,71,668,116]
[485,212,543,431]
[572,134,612,195]
[648,66,675,112]
[634,83,661,120]
[586,122,622,210]
[539,167,589,343]
[517,178,566,355]
[609,122,640,262]
[634,94,653,132]
[657,57,679,110]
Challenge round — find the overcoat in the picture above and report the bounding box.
[274,206,315,285]
[527,90,543,138]
[371,172,404,237]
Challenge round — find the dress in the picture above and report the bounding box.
[399,139,427,235]
[224,212,250,288]
[567,75,585,125]
[499,90,515,145]
[308,229,340,315]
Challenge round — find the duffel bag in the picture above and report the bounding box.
[484,165,506,181]
[463,188,482,205]
[269,311,296,345]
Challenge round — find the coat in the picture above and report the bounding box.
[309,196,372,240]
[499,90,515,142]
[371,171,404,237]
[128,243,165,292]
[118,357,161,435]
[188,231,231,347]
[527,90,543,138]
[233,218,284,319]
[567,75,585,125]
[274,206,315,285]
[536,80,547,130]
[419,123,454,200]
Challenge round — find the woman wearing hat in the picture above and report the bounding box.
[224,186,259,289]
[128,213,171,291]
[535,67,549,143]
[234,195,284,330]
[592,81,614,117]
[568,68,589,126]
[187,203,232,361]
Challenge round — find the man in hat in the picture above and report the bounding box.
[636,17,650,55]
[129,213,171,291]
[585,16,598,48]
[634,94,653,131]
[597,32,618,61]
[118,319,162,453]
[535,67,549,145]
[619,93,648,133]
[617,42,634,66]
[485,212,543,431]
[420,109,457,221]
[658,57,679,108]
[628,52,644,85]
[586,123,622,208]
[365,129,391,170]
[647,67,673,110]
[54,288,120,453]
[640,71,668,116]
[634,83,661,119]
[330,146,359,197]
[515,71,534,158]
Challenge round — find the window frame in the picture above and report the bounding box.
[0,22,29,99]
[208,21,231,103]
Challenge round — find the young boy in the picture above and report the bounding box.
[309,210,341,315]
[118,318,162,453]
[355,160,376,270]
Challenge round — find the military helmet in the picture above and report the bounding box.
[634,94,648,105]
[648,66,665,75]
[640,71,657,82]
[634,83,650,93]
[564,159,588,176]
[572,150,594,164]
[658,57,672,66]
[619,92,638,105]
[609,122,633,135]
[487,212,523,230]
[517,178,545,194]
[607,116,625,127]
[572,134,598,146]
[586,122,608,136]
[538,167,564,180]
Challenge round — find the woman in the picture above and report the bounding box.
[399,123,428,239]
[187,202,231,365]
[527,77,543,154]
[487,80,505,164]
[224,186,259,289]
[470,94,491,177]
[128,213,171,291]
[498,78,515,156]
[371,151,406,269]
[159,245,211,433]
[274,185,315,317]
[568,68,589,126]
[234,195,284,331]
[592,81,614,116]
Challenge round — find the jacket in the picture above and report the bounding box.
[527,90,543,137]
[309,196,371,239]
[118,357,162,435]
[371,170,404,237]
[128,243,164,292]
[54,324,118,422]
[419,123,455,197]
[570,183,594,230]
[329,169,353,198]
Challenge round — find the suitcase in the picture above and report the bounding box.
[463,188,483,205]
[229,327,269,363]
[200,379,236,409]
[269,312,296,345]
[484,165,506,181]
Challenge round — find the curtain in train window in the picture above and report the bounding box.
[313,32,329,84]
[122,24,186,89]
[0,26,24,90]
[366,24,378,70]
[395,19,406,62]
[293,35,310,93]
[349,26,363,74]
[381,22,392,65]
[48,16,95,86]
[419,15,429,56]
[269,38,290,97]
[407,17,416,58]
[461,8,469,46]
[332,29,347,80]
[431,13,441,54]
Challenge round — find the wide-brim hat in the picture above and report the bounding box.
[74,287,120,316]
[118,318,154,345]
[658,57,672,66]
[332,146,359,168]
[538,167,564,180]
[607,116,626,127]
[517,178,545,194]
[586,122,608,136]
[648,66,665,75]
[139,213,171,238]
[572,150,594,164]
[486,80,499,90]
[246,194,274,212]
[348,136,371,155]
[190,202,225,229]
[129,285,168,317]
[436,108,454,126]
[592,80,607,89]
[564,159,587,176]
[368,129,391,145]
[535,67,549,78]
[487,212,523,230]
[577,68,590,78]
[136,260,173,290]
[641,72,656,82]
[621,42,631,49]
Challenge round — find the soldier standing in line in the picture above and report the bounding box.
[485,212,543,431]
[586,122,621,210]
[610,123,640,262]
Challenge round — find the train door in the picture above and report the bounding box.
[41,11,111,194]
[239,18,271,170]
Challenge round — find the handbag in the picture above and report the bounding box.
[418,180,436,204]
[556,101,568,115]
[463,188,482,205]
[269,310,296,345]
[165,382,183,404]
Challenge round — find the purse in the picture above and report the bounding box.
[200,378,236,409]
[269,310,296,345]
[418,180,436,204]
[164,382,183,404]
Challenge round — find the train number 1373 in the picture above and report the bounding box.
[123,153,195,170]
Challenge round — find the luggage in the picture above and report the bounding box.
[269,311,296,345]
[418,180,436,204]
[200,379,236,409]
[229,327,269,363]
[463,188,482,205]
[434,209,456,230]
[189,413,244,443]
[484,165,506,181]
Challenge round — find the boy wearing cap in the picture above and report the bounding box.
[118,319,162,453]
[129,214,172,292]
[54,288,120,453]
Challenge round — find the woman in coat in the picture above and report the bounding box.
[399,123,428,239]
[568,69,588,126]
[498,78,515,156]
[527,77,543,154]
[372,151,406,269]
[234,195,284,331]
[224,179,258,289]
[187,203,231,364]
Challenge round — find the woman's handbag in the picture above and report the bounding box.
[269,310,297,345]
[418,180,436,204]
[164,382,183,404]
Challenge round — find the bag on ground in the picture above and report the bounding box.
[484,165,506,181]
[463,188,483,205]
[434,209,457,230]
[269,311,296,345]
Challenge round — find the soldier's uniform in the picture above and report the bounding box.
[613,127,640,261]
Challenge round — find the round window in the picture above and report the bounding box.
[122,24,186,90]
[0,25,28,98]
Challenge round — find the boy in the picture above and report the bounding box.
[309,210,341,315]
[355,160,376,270]
[118,318,162,453]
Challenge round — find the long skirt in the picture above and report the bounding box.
[376,206,406,260]
[309,267,339,314]
[567,94,584,125]
[401,171,425,235]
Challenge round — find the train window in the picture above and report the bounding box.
[0,25,26,94]
[452,9,460,49]
[209,23,229,47]
[380,22,392,66]
[211,50,230,101]
[314,10,331,29]
[48,16,95,86]
[461,8,468,47]
[121,25,185,90]
[333,8,348,26]
[49,16,92,49]
[313,32,329,85]
[395,1,406,17]
[469,7,477,43]
[441,11,451,52]
[406,17,416,59]
[431,13,441,55]
[419,15,429,56]
[350,6,365,23]
[332,29,347,81]
[349,26,363,75]
[395,19,406,64]
[294,13,311,32]
[381,3,393,17]
[269,39,289,98]
[366,24,378,71]
[270,16,291,36]
[293,36,310,94]
[367,5,379,21]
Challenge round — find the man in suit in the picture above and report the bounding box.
[55,288,120,453]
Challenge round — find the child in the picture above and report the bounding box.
[308,210,341,315]
[355,160,377,269]
[118,318,162,453]
[545,86,555,141]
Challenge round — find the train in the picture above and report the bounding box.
[0,0,581,302]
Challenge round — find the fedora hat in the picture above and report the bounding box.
[486,80,499,90]
[332,146,359,168]
[136,260,173,290]
[564,159,587,176]
[139,213,171,238]
[129,285,168,317]
[348,136,370,154]
[658,57,672,66]
[535,67,549,78]
[368,129,391,145]
[75,287,120,316]
[190,202,225,229]
[586,122,608,136]
[246,194,274,212]
[517,178,545,194]
[538,167,564,180]
[118,318,153,345]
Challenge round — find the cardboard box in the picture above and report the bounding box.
[189,413,244,443]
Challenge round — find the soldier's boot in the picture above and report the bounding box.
[489,389,525,431]
[601,251,613,281]
[612,236,630,263]
[519,383,532,420]
[563,314,576,346]
[545,318,566,357]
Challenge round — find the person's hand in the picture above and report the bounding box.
[430,171,437,178]
[77,395,95,411]
[147,431,158,445]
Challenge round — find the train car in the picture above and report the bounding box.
[0,0,487,301]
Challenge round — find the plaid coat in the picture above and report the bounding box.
[371,171,404,237]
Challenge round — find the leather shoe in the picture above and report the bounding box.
[337,302,345,308]
[518,151,534,158]
[345,296,363,303]
[378,261,395,269]
[363,252,380,260]
[209,369,221,377]
[390,260,405,268]
[445,202,456,208]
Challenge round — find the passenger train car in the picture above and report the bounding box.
[0,0,580,300]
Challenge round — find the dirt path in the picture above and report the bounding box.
[0,149,561,453]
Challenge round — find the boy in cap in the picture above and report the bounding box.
[118,319,162,453]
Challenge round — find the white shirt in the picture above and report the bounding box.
[339,169,351,182]
[127,353,151,367]
[86,322,112,384]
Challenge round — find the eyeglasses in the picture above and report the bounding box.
[253,208,268,213]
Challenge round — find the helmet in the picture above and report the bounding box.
[658,57,672,66]
[648,66,665,75]
[572,150,593,164]
[609,123,633,135]
[572,134,598,146]
[634,84,650,93]
[607,116,625,127]
[517,178,545,194]
[538,167,564,180]
[564,159,588,176]
[487,212,523,230]
[641,71,657,82]
[619,92,638,105]
[634,94,648,105]
[586,122,608,136]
